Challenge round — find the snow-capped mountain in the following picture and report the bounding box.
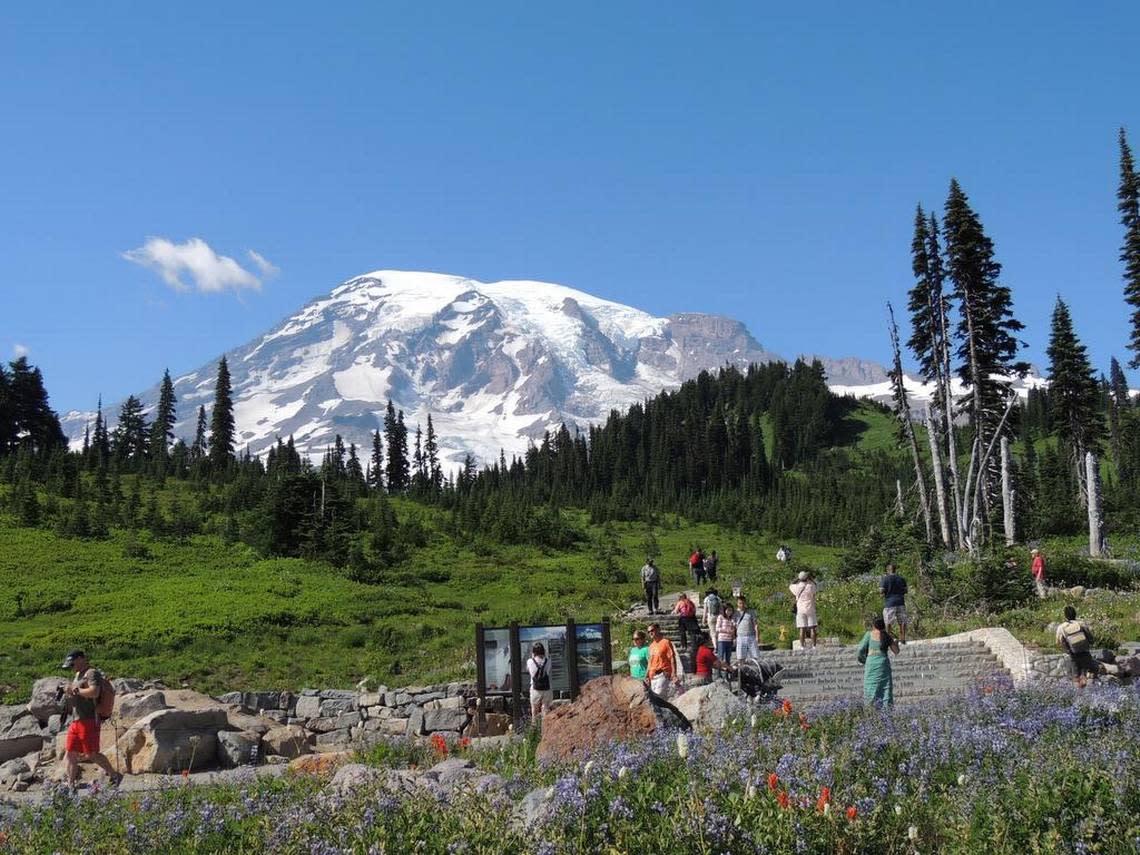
[62,270,788,464]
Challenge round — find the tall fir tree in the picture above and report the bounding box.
[208,357,235,467]
[4,357,67,453]
[1118,129,1140,367]
[90,396,111,468]
[1046,297,1103,457]
[369,429,384,491]
[113,395,149,464]
[190,405,208,461]
[383,401,409,492]
[425,414,442,492]
[149,369,178,463]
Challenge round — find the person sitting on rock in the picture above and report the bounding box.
[1056,605,1098,687]
[646,623,682,699]
[60,650,122,790]
[692,632,734,686]
[673,593,701,651]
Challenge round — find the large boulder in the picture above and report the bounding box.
[27,678,67,724]
[325,762,386,797]
[114,707,226,774]
[536,675,686,763]
[217,730,261,768]
[287,750,352,777]
[115,691,168,726]
[263,725,311,759]
[0,717,45,765]
[671,682,750,730]
[422,706,468,734]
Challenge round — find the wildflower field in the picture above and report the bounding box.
[3,683,1139,854]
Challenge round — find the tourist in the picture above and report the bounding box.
[646,622,681,698]
[856,617,899,706]
[1056,605,1098,686]
[628,630,650,681]
[1031,548,1047,599]
[690,547,706,586]
[734,595,760,662]
[704,550,719,583]
[776,545,791,563]
[702,587,721,640]
[692,632,733,685]
[526,642,554,719]
[673,592,701,651]
[60,650,121,790]
[789,570,819,648]
[715,603,736,666]
[641,557,661,614]
[880,562,909,644]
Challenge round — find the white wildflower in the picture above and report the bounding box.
[583,760,595,777]
[957,773,968,786]
[676,733,689,760]
[895,804,904,816]
[908,825,919,841]
[617,766,629,780]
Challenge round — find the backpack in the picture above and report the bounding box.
[93,671,116,720]
[1059,621,1090,654]
[531,658,550,691]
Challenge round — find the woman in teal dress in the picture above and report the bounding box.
[856,616,899,706]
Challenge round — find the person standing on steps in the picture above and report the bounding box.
[1056,605,1098,687]
[857,617,899,706]
[60,650,121,790]
[690,547,706,587]
[734,595,760,662]
[702,588,721,641]
[1031,548,1047,599]
[879,562,909,644]
[673,592,701,653]
[641,557,661,615]
[628,630,650,682]
[789,570,819,648]
[715,603,736,666]
[526,642,554,719]
[646,622,681,698]
[703,550,719,583]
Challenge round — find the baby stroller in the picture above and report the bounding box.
[735,657,784,701]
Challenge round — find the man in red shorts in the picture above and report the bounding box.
[61,650,121,789]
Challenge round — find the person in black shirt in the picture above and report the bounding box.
[879,563,909,644]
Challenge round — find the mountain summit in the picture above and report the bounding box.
[66,271,790,464]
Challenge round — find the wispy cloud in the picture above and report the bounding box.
[122,237,278,294]
[13,343,29,358]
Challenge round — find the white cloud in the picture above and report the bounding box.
[246,249,280,279]
[13,343,29,358]
[122,237,277,294]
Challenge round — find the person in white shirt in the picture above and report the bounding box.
[526,642,554,719]
[734,595,760,662]
[789,570,819,648]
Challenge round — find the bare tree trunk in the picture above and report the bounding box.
[961,395,1018,554]
[1001,435,1015,546]
[1086,451,1106,558]
[925,405,953,547]
[936,298,965,548]
[896,479,905,517]
[888,304,933,543]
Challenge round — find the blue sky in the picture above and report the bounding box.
[2,2,1138,411]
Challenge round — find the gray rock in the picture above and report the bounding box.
[425,757,477,788]
[319,689,357,700]
[326,762,386,797]
[411,691,446,705]
[394,693,412,706]
[217,730,261,768]
[422,707,469,733]
[46,714,63,735]
[472,772,506,793]
[516,786,555,828]
[671,682,750,730]
[382,718,409,736]
[0,755,35,787]
[382,692,398,707]
[308,712,361,733]
[116,691,168,725]
[261,710,288,724]
[262,725,311,759]
[27,677,67,724]
[405,707,425,737]
[114,708,227,774]
[242,691,282,713]
[313,730,353,752]
[110,677,146,694]
[301,688,320,697]
[358,692,383,708]
[217,692,244,706]
[318,698,356,716]
[425,696,464,711]
[466,735,513,752]
[294,695,321,719]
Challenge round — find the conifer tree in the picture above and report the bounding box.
[411,424,425,492]
[0,365,12,453]
[1118,129,1140,367]
[208,357,235,467]
[149,370,177,463]
[384,401,409,492]
[369,429,384,491]
[5,358,67,453]
[346,442,365,492]
[190,405,208,461]
[113,395,149,464]
[1046,297,1103,458]
[91,396,111,468]
[425,414,441,493]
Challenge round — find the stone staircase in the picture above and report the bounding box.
[766,639,1009,705]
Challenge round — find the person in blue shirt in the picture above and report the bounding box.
[879,563,909,644]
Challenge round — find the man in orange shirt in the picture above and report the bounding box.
[646,623,681,698]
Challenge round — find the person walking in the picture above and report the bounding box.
[60,650,121,790]
[641,557,661,614]
[703,550,719,583]
[1056,605,1098,686]
[702,588,722,640]
[734,595,760,663]
[646,622,681,698]
[692,633,733,685]
[673,592,701,652]
[1031,548,1047,599]
[627,630,650,681]
[879,563,909,644]
[690,548,706,586]
[715,603,736,666]
[526,642,554,719]
[856,617,899,706]
[789,570,819,648]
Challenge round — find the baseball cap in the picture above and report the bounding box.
[60,650,85,669]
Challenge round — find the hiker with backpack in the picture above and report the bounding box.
[1056,606,1099,686]
[526,642,554,719]
[690,547,706,586]
[61,649,121,789]
[703,550,719,583]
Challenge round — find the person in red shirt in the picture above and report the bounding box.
[673,593,701,651]
[690,548,706,586]
[692,633,734,686]
[1031,548,1047,599]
